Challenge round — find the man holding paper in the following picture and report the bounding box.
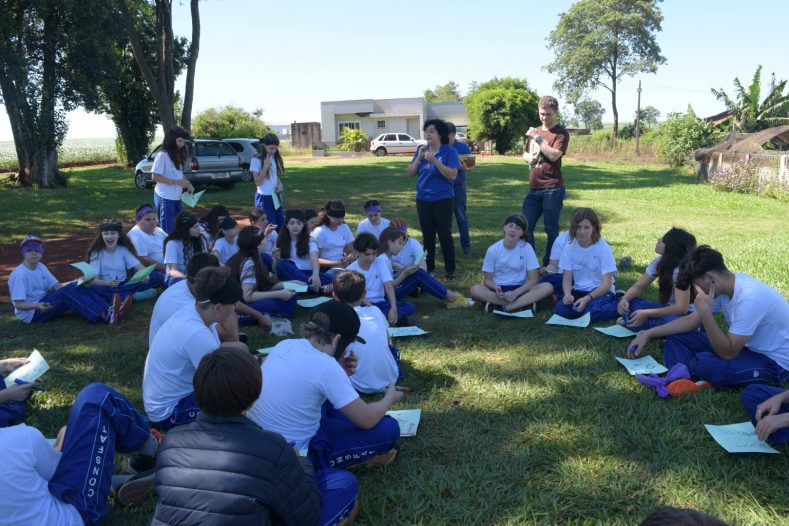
[628,246,789,390]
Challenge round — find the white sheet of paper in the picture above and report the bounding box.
[615,355,669,375]
[180,189,205,208]
[297,296,332,308]
[386,409,422,437]
[4,349,50,388]
[493,309,534,318]
[595,325,637,338]
[545,312,591,328]
[704,422,780,454]
[388,326,430,337]
[283,281,308,293]
[272,192,282,210]
[125,264,157,286]
[256,347,276,355]
[71,262,96,286]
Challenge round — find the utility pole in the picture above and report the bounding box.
[635,80,642,156]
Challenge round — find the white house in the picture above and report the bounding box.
[320,97,467,144]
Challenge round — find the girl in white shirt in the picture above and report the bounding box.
[152,126,193,233]
[355,199,390,238]
[211,216,240,265]
[312,200,356,271]
[127,203,167,288]
[274,209,331,292]
[555,207,619,322]
[163,212,207,286]
[251,134,286,232]
[470,214,553,313]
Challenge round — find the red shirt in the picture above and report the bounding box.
[529,124,570,189]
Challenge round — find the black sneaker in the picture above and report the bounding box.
[444,273,456,282]
[116,468,156,506]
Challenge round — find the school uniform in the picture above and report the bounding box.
[625,255,688,331]
[391,237,425,269]
[554,238,618,322]
[89,247,152,299]
[148,280,194,346]
[143,304,220,429]
[250,156,285,232]
[127,225,167,288]
[385,254,448,301]
[355,217,390,239]
[163,239,205,287]
[741,385,789,444]
[152,152,184,234]
[312,224,354,266]
[348,306,402,394]
[275,239,332,286]
[239,258,297,319]
[245,338,400,470]
[348,255,415,321]
[211,236,239,265]
[539,230,569,295]
[663,273,789,389]
[482,239,540,293]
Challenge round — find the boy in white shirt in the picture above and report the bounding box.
[333,270,402,393]
[246,300,404,470]
[628,246,789,391]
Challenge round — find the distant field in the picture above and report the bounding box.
[0,138,118,171]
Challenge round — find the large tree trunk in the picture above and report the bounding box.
[37,5,64,188]
[180,0,200,130]
[115,120,151,166]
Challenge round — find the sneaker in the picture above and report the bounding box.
[117,295,134,319]
[446,295,474,309]
[444,273,456,282]
[616,317,626,327]
[483,302,493,314]
[350,444,399,470]
[129,429,162,474]
[115,468,156,507]
[667,379,713,397]
[107,293,121,324]
[338,498,360,526]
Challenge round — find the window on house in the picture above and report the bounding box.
[338,121,361,136]
[377,120,386,128]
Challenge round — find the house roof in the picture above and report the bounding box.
[695,125,789,159]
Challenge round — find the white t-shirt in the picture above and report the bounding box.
[212,236,239,265]
[716,273,789,371]
[246,338,360,447]
[148,280,194,346]
[356,217,390,239]
[347,255,393,303]
[645,255,682,305]
[0,424,83,526]
[152,151,184,201]
[240,258,260,287]
[250,156,279,196]
[548,231,570,268]
[391,237,424,270]
[8,263,59,323]
[349,306,398,394]
[128,225,167,264]
[482,239,540,286]
[164,240,191,277]
[287,239,318,271]
[88,246,140,282]
[312,224,354,262]
[142,304,220,422]
[559,238,617,293]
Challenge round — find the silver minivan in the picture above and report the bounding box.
[134,139,245,189]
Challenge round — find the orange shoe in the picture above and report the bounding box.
[667,379,713,397]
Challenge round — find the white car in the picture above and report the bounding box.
[370,133,427,156]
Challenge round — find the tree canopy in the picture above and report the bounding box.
[424,81,462,103]
[574,99,605,130]
[711,65,789,133]
[465,77,539,154]
[191,106,271,139]
[546,0,666,138]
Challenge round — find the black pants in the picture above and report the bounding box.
[416,198,455,274]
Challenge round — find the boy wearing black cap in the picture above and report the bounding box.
[247,300,404,470]
[143,266,248,430]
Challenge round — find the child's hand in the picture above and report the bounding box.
[2,382,37,402]
[0,358,29,375]
[36,302,52,312]
[263,224,277,237]
[756,413,789,442]
[627,332,651,357]
[385,383,405,403]
[310,275,321,291]
[494,286,504,298]
[572,295,591,312]
[503,289,520,303]
[617,298,630,315]
[388,306,398,325]
[562,294,574,305]
[626,310,648,328]
[277,289,296,300]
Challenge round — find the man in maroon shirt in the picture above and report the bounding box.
[521,96,570,266]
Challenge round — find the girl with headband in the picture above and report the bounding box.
[355,199,390,239]
[388,217,427,274]
[127,203,167,289]
[163,212,207,287]
[470,214,554,313]
[9,236,120,325]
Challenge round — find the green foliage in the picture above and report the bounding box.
[423,81,462,103]
[337,128,369,152]
[656,106,717,167]
[191,106,271,139]
[465,77,539,154]
[574,99,605,130]
[636,105,661,130]
[711,65,789,133]
[618,122,636,139]
[709,160,789,201]
[546,0,666,137]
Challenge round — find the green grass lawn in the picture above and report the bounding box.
[1,157,787,525]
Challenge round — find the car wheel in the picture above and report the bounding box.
[375,147,387,157]
[240,165,253,182]
[135,171,148,189]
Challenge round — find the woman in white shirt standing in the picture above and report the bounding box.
[251,133,285,233]
[152,126,194,233]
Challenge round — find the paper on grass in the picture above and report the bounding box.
[545,312,591,328]
[615,355,668,376]
[704,422,780,454]
[180,189,206,208]
[493,309,534,319]
[283,281,309,293]
[71,262,95,286]
[297,296,332,308]
[386,409,422,437]
[125,264,157,286]
[595,325,637,338]
[413,250,428,266]
[388,326,430,338]
[4,349,50,388]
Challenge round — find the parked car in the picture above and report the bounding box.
[455,132,468,143]
[134,139,245,189]
[370,133,427,156]
[224,138,259,182]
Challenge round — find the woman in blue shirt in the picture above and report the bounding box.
[406,119,460,281]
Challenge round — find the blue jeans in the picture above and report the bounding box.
[255,193,285,233]
[154,193,183,234]
[242,295,298,321]
[626,298,681,332]
[150,392,200,431]
[741,385,789,445]
[522,186,566,266]
[554,290,618,323]
[453,182,470,251]
[275,259,332,286]
[30,282,110,324]
[395,269,448,301]
[316,469,358,526]
[373,299,416,322]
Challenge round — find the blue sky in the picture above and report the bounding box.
[1,0,786,140]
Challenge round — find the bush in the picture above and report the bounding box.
[191,106,271,139]
[618,123,635,139]
[655,107,716,167]
[337,128,369,152]
[709,160,789,201]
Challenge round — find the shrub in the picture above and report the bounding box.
[655,107,716,167]
[191,106,271,139]
[709,160,789,201]
[337,128,369,152]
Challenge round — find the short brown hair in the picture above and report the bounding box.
[538,95,559,112]
[333,270,366,303]
[194,346,262,416]
[194,266,231,303]
[568,207,602,243]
